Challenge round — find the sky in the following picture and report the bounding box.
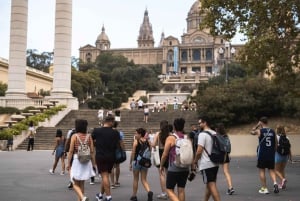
[0,0,244,60]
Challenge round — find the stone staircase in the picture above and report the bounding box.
[17,109,199,150]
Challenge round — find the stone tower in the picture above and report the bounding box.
[137,9,154,48]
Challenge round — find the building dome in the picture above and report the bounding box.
[95,25,110,50]
[97,26,109,42]
[188,1,201,16]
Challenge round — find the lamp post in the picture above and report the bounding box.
[218,42,236,83]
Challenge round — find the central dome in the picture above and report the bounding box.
[188,1,201,16]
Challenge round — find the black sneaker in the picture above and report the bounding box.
[227,187,235,195]
[147,191,153,201]
[274,183,279,193]
[130,196,137,201]
[67,181,73,190]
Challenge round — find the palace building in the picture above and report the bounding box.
[79,1,243,79]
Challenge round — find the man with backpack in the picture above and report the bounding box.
[93,115,121,201]
[192,115,221,201]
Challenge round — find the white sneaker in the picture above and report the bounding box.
[157,193,168,200]
[258,187,269,194]
[60,171,65,175]
[49,169,54,175]
[82,196,89,201]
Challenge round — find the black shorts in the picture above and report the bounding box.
[224,153,230,163]
[96,157,115,173]
[257,160,275,169]
[159,149,169,169]
[166,171,189,189]
[201,166,219,184]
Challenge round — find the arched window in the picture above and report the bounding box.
[167,50,174,67]
[192,49,200,61]
[181,50,187,61]
[206,49,213,60]
[86,52,92,63]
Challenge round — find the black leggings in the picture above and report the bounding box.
[27,138,34,151]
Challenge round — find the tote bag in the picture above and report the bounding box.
[152,146,160,166]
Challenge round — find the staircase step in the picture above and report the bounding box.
[17,109,198,151]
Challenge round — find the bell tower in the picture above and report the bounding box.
[137,9,154,48]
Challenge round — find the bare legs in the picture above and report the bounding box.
[100,172,111,197]
[51,155,65,173]
[73,179,85,201]
[204,182,220,201]
[223,163,233,189]
[131,169,151,197]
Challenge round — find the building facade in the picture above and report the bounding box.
[79,1,243,79]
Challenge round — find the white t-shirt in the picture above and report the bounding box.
[138,100,144,107]
[98,109,104,119]
[197,129,218,170]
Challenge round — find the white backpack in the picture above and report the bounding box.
[76,134,91,163]
[173,133,194,168]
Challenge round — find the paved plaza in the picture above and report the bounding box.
[0,150,299,201]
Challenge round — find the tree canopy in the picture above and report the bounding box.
[200,0,300,83]
[26,49,53,72]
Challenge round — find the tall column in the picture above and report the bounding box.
[51,0,73,97]
[5,0,28,98]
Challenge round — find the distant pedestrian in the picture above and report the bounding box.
[160,118,189,201]
[251,116,279,194]
[144,105,149,123]
[49,129,66,175]
[138,99,144,110]
[193,115,221,201]
[67,119,96,201]
[98,108,104,125]
[93,116,121,201]
[216,123,235,195]
[173,97,178,110]
[130,99,136,110]
[27,121,35,151]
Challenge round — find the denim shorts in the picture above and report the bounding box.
[275,152,288,163]
[132,161,149,171]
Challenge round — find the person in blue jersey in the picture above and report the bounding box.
[251,116,279,194]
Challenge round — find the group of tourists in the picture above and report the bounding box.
[47,114,292,201]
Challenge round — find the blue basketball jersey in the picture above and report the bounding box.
[257,127,276,161]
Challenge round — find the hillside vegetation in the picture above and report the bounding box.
[228,117,300,135]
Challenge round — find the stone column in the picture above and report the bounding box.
[51,0,73,97]
[5,0,28,98]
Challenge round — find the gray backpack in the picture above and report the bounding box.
[76,134,91,163]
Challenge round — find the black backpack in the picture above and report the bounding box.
[203,131,231,164]
[277,135,291,155]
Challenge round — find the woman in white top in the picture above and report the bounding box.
[143,105,149,123]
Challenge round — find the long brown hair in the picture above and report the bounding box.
[276,125,286,136]
[159,120,169,145]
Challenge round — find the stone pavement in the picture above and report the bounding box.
[0,150,299,201]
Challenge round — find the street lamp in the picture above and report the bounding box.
[218,42,236,83]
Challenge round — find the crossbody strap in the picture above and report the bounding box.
[202,131,212,156]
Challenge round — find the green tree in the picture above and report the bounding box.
[26,49,53,72]
[0,82,7,96]
[71,68,103,102]
[200,0,300,83]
